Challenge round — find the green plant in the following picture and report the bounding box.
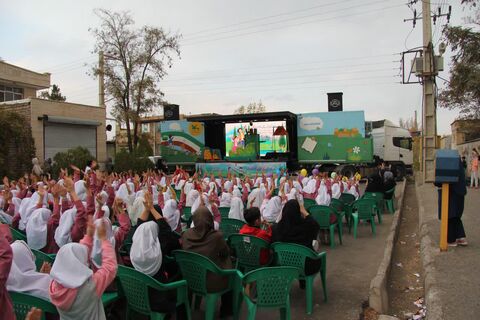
[0,111,36,179]
[114,149,154,173]
[51,147,94,177]
[135,133,153,157]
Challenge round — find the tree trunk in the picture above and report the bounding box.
[125,117,133,153]
[133,121,139,150]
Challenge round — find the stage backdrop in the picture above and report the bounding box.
[297,111,373,163]
[160,120,205,163]
[196,161,287,177]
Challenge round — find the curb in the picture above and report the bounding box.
[368,179,407,314]
[414,181,444,320]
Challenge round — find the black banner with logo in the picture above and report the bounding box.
[327,92,343,112]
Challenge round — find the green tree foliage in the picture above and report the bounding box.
[52,147,94,178]
[38,84,67,101]
[234,100,267,114]
[90,9,181,152]
[114,149,154,173]
[0,111,36,178]
[136,133,153,156]
[439,0,480,118]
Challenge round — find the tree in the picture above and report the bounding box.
[439,0,480,119]
[399,117,419,132]
[90,9,181,152]
[234,100,267,114]
[38,84,66,101]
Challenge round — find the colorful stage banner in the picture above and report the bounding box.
[195,162,287,177]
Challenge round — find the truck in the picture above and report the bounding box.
[158,110,413,179]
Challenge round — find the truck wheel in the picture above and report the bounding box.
[394,165,406,181]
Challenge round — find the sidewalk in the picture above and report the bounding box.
[416,181,480,320]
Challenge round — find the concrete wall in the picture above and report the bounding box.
[29,98,107,163]
[0,61,50,90]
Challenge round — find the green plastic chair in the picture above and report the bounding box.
[31,248,55,272]
[272,188,279,197]
[9,291,58,320]
[303,198,316,210]
[241,266,299,320]
[384,187,395,213]
[351,198,377,238]
[271,243,327,315]
[339,193,356,205]
[117,265,191,320]
[329,198,348,227]
[182,206,193,229]
[219,206,231,220]
[220,218,245,239]
[228,234,271,273]
[10,227,27,242]
[172,250,243,320]
[308,205,342,248]
[175,189,182,200]
[363,192,384,223]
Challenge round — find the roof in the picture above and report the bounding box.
[186,111,297,123]
[0,61,50,90]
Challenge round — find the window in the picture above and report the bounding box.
[393,137,412,150]
[0,85,24,102]
[120,121,134,130]
[142,123,150,133]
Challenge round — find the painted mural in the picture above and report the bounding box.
[297,111,373,163]
[160,120,205,163]
[196,161,287,177]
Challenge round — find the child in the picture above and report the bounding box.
[239,207,272,265]
[49,218,117,320]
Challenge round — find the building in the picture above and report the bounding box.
[0,60,106,164]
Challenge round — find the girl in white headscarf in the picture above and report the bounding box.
[247,188,262,208]
[130,221,162,277]
[54,206,77,247]
[348,185,360,200]
[6,240,52,300]
[130,197,145,226]
[91,217,116,268]
[232,186,242,198]
[26,208,52,250]
[303,179,317,195]
[162,199,180,232]
[19,191,47,231]
[261,196,283,223]
[332,182,341,199]
[219,192,232,207]
[185,189,199,207]
[287,188,304,205]
[49,220,117,320]
[315,181,331,205]
[228,197,245,222]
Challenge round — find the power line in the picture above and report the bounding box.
[182,0,382,41]
[183,2,404,46]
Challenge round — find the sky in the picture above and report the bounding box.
[0,0,470,135]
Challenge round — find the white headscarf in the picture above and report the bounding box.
[26,208,52,250]
[6,241,52,300]
[184,181,194,196]
[163,199,180,231]
[223,181,233,193]
[228,197,245,221]
[130,221,162,276]
[175,179,186,190]
[13,197,22,215]
[293,180,303,193]
[50,242,93,289]
[74,180,87,202]
[261,196,283,223]
[287,188,304,205]
[163,188,173,202]
[349,185,359,200]
[247,188,261,208]
[186,189,199,207]
[219,192,232,207]
[19,192,46,231]
[301,177,310,187]
[192,193,211,214]
[232,186,242,198]
[130,197,145,226]
[254,177,263,188]
[303,179,317,194]
[54,206,77,247]
[117,183,134,206]
[315,181,331,205]
[332,183,341,199]
[91,217,116,268]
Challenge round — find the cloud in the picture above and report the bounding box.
[169,122,182,131]
[300,116,323,131]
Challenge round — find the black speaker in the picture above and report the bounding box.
[327,92,343,112]
[164,104,180,120]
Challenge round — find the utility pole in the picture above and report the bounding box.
[98,51,105,108]
[421,0,436,183]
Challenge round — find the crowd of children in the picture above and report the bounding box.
[0,163,386,319]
